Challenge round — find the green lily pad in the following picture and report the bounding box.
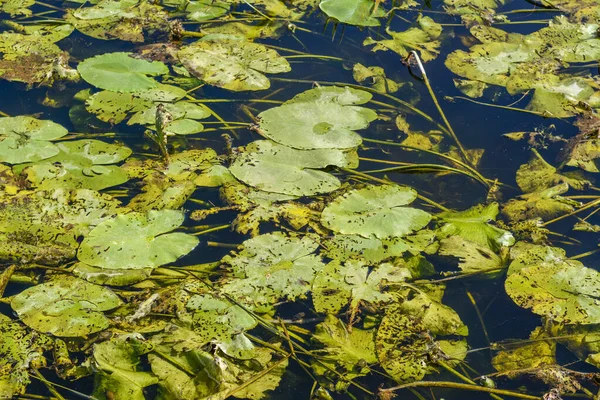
[177,0,230,21]
[230,140,357,196]
[257,87,376,150]
[221,232,324,309]
[22,139,132,190]
[364,17,442,62]
[78,52,169,92]
[78,209,199,270]
[436,202,514,251]
[91,334,158,400]
[0,116,68,164]
[11,275,122,337]
[65,0,170,42]
[505,253,600,324]
[128,101,212,135]
[321,185,432,239]
[0,318,53,398]
[319,0,384,26]
[312,260,411,314]
[178,39,291,91]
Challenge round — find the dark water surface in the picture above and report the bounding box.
[2,1,600,399]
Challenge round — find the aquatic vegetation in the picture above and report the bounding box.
[4,0,600,399]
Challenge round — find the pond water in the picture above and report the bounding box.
[2,0,600,399]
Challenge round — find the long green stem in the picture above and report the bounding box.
[409,51,471,167]
[542,198,600,227]
[362,163,486,186]
[446,96,548,117]
[191,224,231,236]
[380,381,541,400]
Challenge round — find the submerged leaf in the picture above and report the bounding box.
[321,185,432,239]
[11,275,122,337]
[516,149,590,192]
[178,39,290,91]
[92,334,158,400]
[492,327,555,372]
[230,140,357,196]
[78,52,169,92]
[502,183,579,222]
[364,17,442,62]
[77,209,199,270]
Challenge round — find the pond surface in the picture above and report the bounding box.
[2,0,600,399]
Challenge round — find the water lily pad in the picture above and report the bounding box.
[321,185,432,239]
[72,263,153,286]
[22,139,132,190]
[221,232,324,309]
[0,318,53,398]
[77,209,199,270]
[319,0,384,26]
[437,202,514,251]
[505,255,600,324]
[492,327,555,372]
[321,234,413,264]
[178,39,291,91]
[257,87,376,150]
[91,334,158,400]
[312,259,411,314]
[0,116,68,164]
[11,275,122,337]
[178,0,230,21]
[230,140,357,196]
[364,17,442,62]
[353,63,400,93]
[0,0,34,16]
[439,236,505,274]
[65,0,170,42]
[0,188,125,265]
[0,31,74,85]
[128,101,212,134]
[78,52,169,92]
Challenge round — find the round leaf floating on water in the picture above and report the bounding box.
[230,140,357,196]
[321,185,431,239]
[0,116,68,164]
[21,139,132,191]
[505,256,600,324]
[10,275,122,337]
[319,0,384,27]
[77,209,199,270]
[178,39,291,91]
[257,87,377,150]
[78,52,169,92]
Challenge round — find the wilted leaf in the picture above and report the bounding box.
[178,39,290,91]
[516,149,590,192]
[439,236,505,274]
[221,232,324,309]
[502,183,579,222]
[492,327,556,372]
[353,63,400,93]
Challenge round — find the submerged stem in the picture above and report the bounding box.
[380,380,541,400]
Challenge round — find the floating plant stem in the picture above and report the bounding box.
[379,380,540,400]
[569,249,600,261]
[541,198,600,227]
[284,54,345,62]
[466,290,492,352]
[190,224,232,236]
[362,163,487,186]
[408,51,471,167]
[446,96,548,117]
